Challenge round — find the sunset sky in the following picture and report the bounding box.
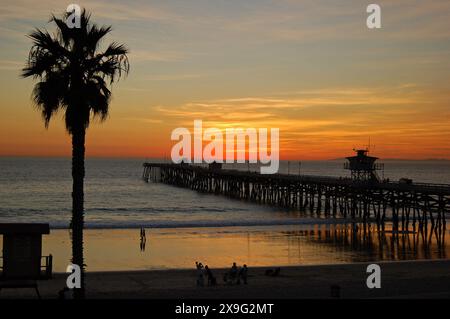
[1,0,449,160]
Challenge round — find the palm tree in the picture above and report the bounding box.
[22,10,129,298]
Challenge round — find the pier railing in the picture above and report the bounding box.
[343,162,384,171]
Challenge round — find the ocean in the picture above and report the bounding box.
[0,157,449,229]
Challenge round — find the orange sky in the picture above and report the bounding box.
[1,0,450,160]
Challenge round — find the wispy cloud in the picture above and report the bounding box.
[0,0,179,22]
[3,0,450,42]
[124,117,162,124]
[142,73,206,81]
[129,50,186,63]
[0,60,22,71]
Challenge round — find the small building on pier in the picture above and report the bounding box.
[208,161,222,171]
[344,149,384,182]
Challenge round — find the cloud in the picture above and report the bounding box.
[3,0,450,43]
[0,60,22,71]
[124,117,162,124]
[0,0,179,23]
[149,84,449,154]
[142,73,206,81]
[129,50,186,63]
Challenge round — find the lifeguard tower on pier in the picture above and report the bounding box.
[344,149,384,182]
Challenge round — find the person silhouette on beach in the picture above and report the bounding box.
[140,227,146,240]
[230,262,238,277]
[196,262,204,287]
[225,262,238,284]
[205,265,216,286]
[238,264,248,285]
[139,227,146,252]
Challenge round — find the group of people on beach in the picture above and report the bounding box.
[224,262,248,285]
[195,261,248,287]
[195,262,217,286]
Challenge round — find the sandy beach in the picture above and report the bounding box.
[1,259,449,299]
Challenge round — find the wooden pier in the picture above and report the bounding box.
[142,163,449,232]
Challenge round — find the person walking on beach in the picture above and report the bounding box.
[238,264,248,285]
[205,265,216,286]
[230,262,238,277]
[139,227,146,252]
[196,262,204,287]
[140,227,146,240]
[225,262,238,284]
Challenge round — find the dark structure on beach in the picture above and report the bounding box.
[142,154,449,233]
[0,223,53,298]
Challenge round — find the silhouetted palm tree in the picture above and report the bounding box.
[22,10,129,298]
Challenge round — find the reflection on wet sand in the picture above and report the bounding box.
[3,223,445,272]
[278,222,447,262]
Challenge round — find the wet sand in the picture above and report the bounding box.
[1,259,449,299]
[1,225,445,272]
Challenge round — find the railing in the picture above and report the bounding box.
[412,182,450,188]
[145,162,450,194]
[40,255,53,279]
[343,162,384,170]
[384,181,450,193]
[0,255,52,279]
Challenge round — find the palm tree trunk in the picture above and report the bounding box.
[71,126,86,299]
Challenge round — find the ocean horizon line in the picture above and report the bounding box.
[1,155,449,162]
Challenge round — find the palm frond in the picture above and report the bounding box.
[32,72,68,127]
[86,25,112,54]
